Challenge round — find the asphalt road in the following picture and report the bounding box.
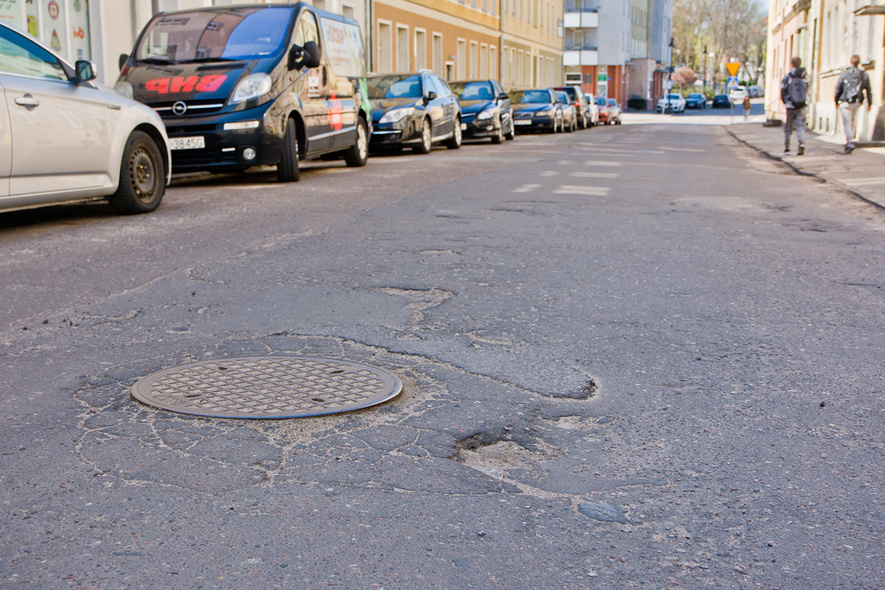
[2,115,883,589]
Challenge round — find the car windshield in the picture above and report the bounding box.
[366,75,423,99]
[135,7,294,63]
[450,81,494,100]
[689,94,703,98]
[510,90,550,104]
[595,97,605,105]
[669,94,681,100]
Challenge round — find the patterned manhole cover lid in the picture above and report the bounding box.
[131,356,403,419]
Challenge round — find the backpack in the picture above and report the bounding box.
[842,68,863,102]
[782,72,807,108]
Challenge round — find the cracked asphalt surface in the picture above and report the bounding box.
[2,121,884,588]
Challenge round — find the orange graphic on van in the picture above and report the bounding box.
[144,75,228,95]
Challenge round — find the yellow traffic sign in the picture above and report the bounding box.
[726,62,741,76]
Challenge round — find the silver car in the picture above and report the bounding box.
[0,22,170,215]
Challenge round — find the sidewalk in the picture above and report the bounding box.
[727,123,885,210]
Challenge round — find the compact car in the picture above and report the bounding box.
[594,96,610,124]
[0,21,170,215]
[605,98,622,124]
[450,79,514,144]
[712,94,731,108]
[368,71,462,153]
[657,93,686,113]
[684,93,707,109]
[509,89,563,133]
[554,86,590,129]
[556,91,578,132]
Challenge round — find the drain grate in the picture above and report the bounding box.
[131,355,403,419]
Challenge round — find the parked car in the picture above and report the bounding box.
[584,94,600,126]
[0,21,170,215]
[712,94,731,108]
[509,88,563,133]
[684,93,707,109]
[556,91,578,132]
[117,4,370,182]
[605,98,622,124]
[554,85,589,129]
[450,79,514,143]
[748,85,763,98]
[657,93,686,113]
[729,87,747,102]
[594,96,610,124]
[367,71,462,153]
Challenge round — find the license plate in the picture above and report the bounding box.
[460,123,467,130]
[514,120,531,126]
[170,136,205,150]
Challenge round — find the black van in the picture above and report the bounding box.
[115,4,370,181]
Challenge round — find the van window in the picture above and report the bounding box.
[135,7,294,63]
[294,11,320,48]
[320,17,364,78]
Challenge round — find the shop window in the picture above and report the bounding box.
[0,0,91,63]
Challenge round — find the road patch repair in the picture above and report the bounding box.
[130,355,403,419]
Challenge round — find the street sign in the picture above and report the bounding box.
[726,61,741,76]
[726,76,740,90]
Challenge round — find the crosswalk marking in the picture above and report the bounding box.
[571,171,619,179]
[554,185,612,196]
[513,183,541,193]
[584,160,621,167]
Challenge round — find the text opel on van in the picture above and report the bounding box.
[115,4,370,182]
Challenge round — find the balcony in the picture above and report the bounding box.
[563,2,598,28]
[563,47,599,66]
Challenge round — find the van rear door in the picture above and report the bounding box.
[319,15,363,151]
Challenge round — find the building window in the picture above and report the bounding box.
[457,38,466,79]
[378,21,392,72]
[469,41,478,78]
[432,33,443,76]
[341,4,354,19]
[480,43,488,78]
[490,46,497,79]
[415,29,426,70]
[396,25,409,71]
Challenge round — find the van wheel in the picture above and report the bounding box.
[446,116,462,149]
[344,118,369,167]
[413,118,432,154]
[277,118,300,182]
[109,131,165,214]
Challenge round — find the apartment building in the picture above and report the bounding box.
[766,0,883,141]
[562,0,672,102]
[499,0,563,88]
[370,0,500,81]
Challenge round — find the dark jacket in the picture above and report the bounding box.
[834,66,873,105]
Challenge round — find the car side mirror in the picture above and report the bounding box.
[75,60,97,84]
[497,92,509,101]
[288,41,322,70]
[119,54,129,72]
[424,91,438,104]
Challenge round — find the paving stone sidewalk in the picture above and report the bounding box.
[727,123,885,210]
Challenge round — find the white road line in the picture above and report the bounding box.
[840,177,885,186]
[541,170,558,176]
[513,183,541,193]
[584,160,621,167]
[571,171,619,179]
[554,185,612,196]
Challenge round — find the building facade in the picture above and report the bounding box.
[766,0,884,141]
[499,0,563,88]
[562,0,672,103]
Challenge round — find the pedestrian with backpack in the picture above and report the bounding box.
[834,54,873,154]
[780,57,808,155]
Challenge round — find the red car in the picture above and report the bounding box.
[594,96,610,124]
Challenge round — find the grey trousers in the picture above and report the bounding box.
[784,108,806,147]
[839,102,862,147]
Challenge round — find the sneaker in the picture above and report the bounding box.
[783,147,790,155]
[797,145,804,156]
[844,144,855,155]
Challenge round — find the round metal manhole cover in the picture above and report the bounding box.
[131,356,403,419]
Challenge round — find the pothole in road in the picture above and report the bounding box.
[455,436,565,483]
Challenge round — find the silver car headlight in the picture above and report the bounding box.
[114,81,134,100]
[230,73,272,104]
[476,107,497,121]
[379,107,414,124]
[534,109,552,117]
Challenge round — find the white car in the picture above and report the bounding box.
[729,87,748,102]
[657,93,686,113]
[0,22,170,215]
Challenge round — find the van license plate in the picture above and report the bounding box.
[170,136,205,150]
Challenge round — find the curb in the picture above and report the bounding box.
[726,127,885,212]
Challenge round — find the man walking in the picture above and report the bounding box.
[834,55,873,154]
[780,57,808,156]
